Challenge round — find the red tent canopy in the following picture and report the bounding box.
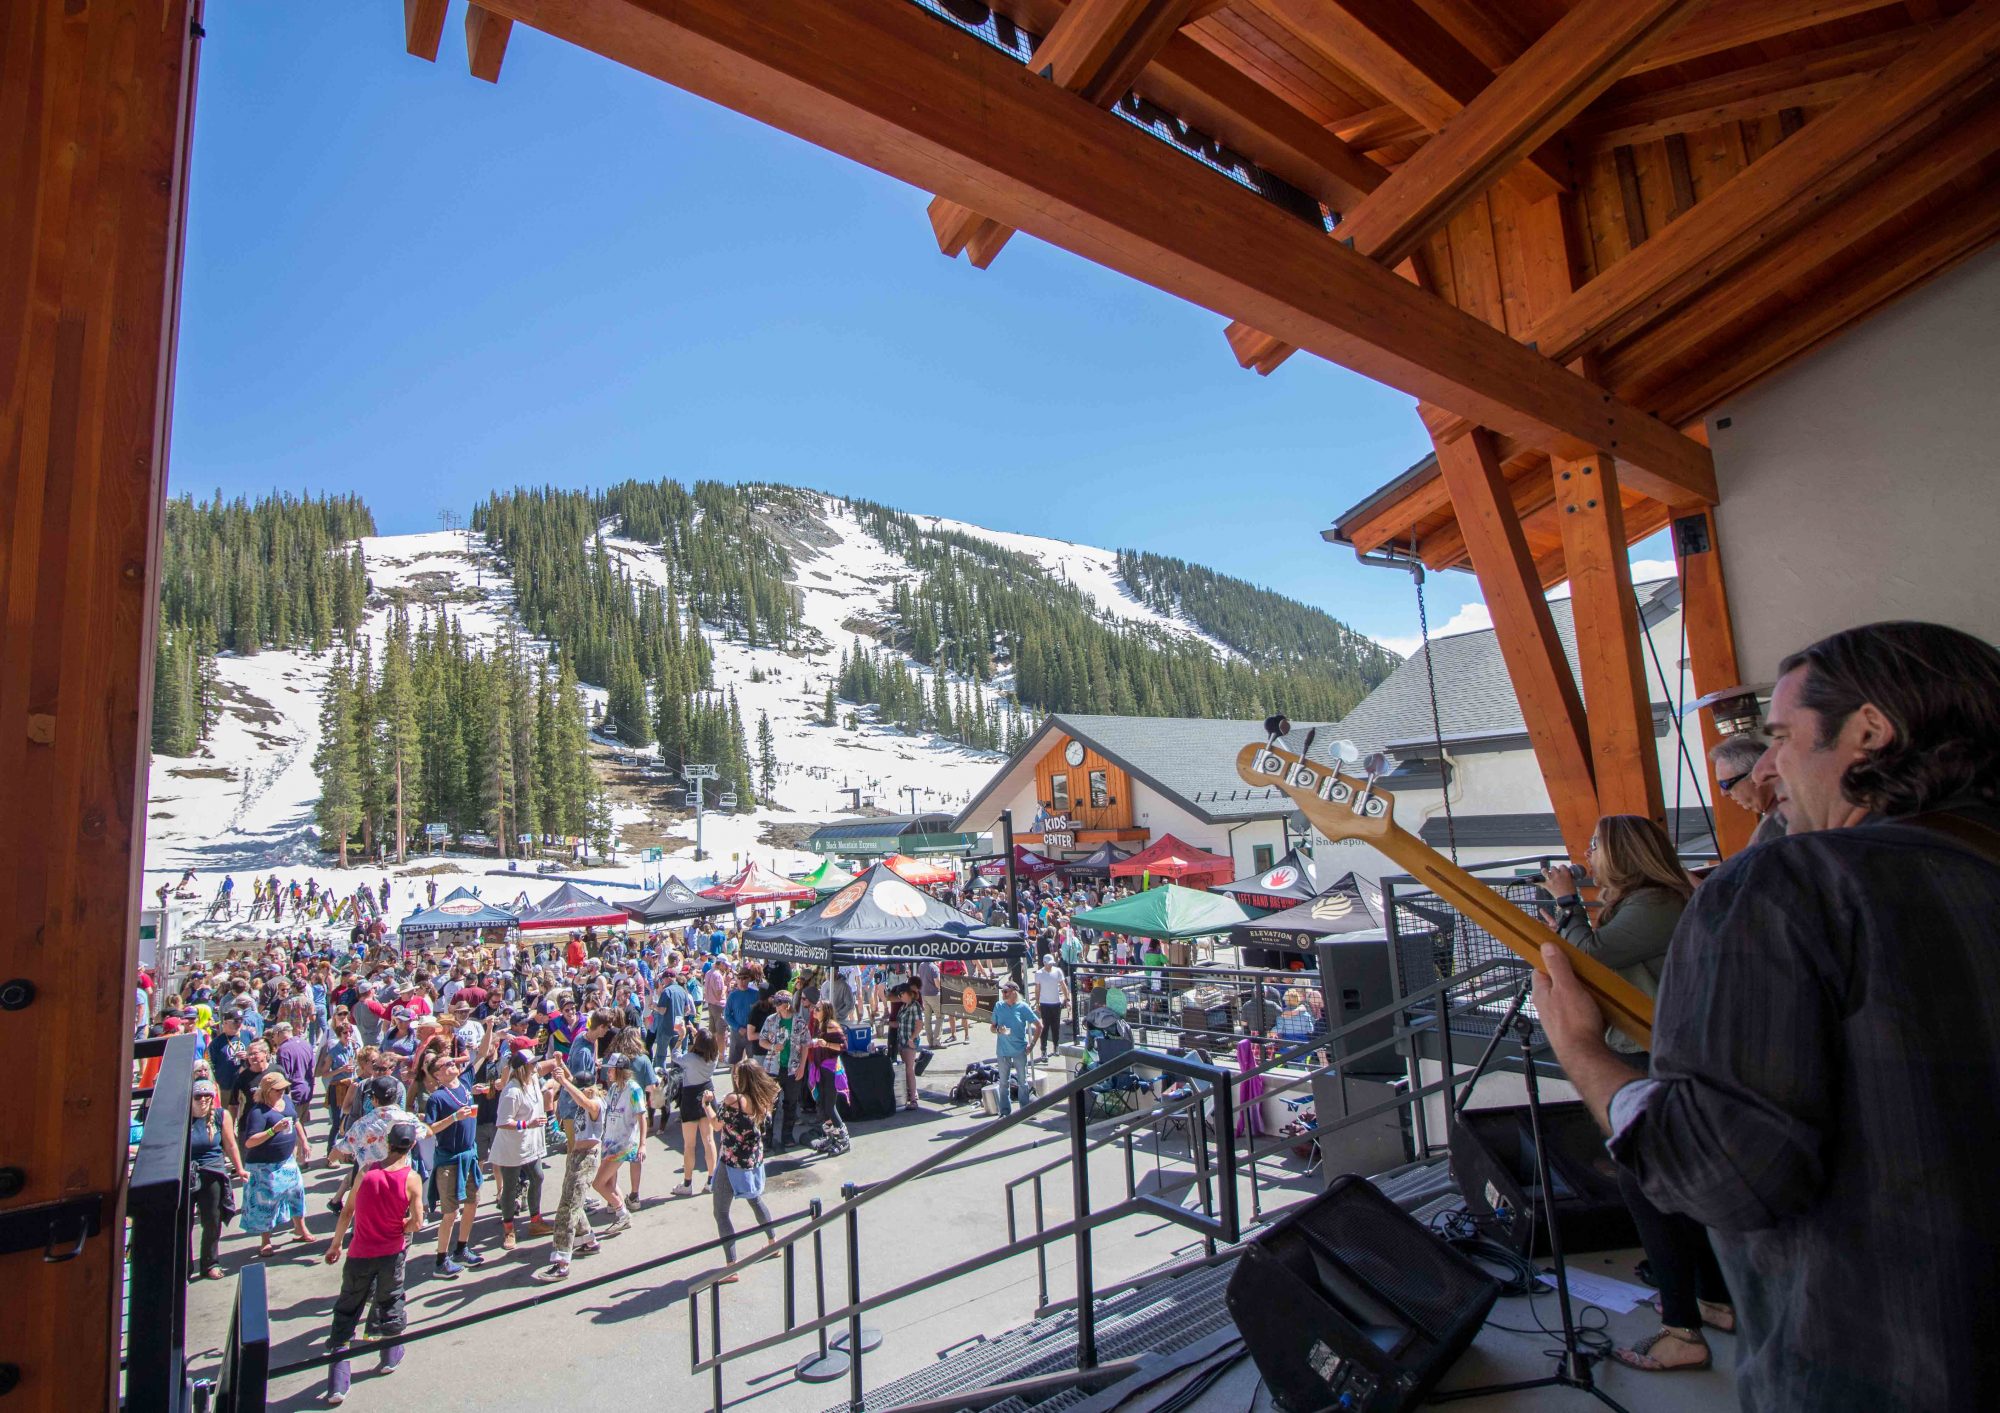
[699,861,818,905]
[1109,834,1235,889]
[883,853,957,887]
[514,881,630,932]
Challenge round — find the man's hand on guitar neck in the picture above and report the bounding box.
[1532,944,1640,1134]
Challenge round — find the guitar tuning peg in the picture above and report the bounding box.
[1264,714,1291,741]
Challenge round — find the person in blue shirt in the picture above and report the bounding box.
[423,1053,484,1278]
[208,1012,248,1094]
[653,974,695,1067]
[988,980,1041,1119]
[709,927,728,957]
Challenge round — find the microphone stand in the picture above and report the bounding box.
[1432,976,1630,1411]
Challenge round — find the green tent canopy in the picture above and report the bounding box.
[794,858,861,897]
[1072,884,1252,940]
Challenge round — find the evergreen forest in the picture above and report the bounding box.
[151,491,374,755]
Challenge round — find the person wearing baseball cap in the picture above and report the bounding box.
[989,980,1041,1118]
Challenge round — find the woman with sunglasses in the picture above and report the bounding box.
[1544,815,1733,1373]
[188,1079,246,1280]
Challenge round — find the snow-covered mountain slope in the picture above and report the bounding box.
[910,512,1238,656]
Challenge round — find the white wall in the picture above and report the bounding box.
[1709,245,2000,677]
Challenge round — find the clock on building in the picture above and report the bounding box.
[1064,739,1086,767]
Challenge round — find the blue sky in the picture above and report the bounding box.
[170,4,1661,654]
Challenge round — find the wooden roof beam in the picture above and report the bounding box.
[1580,23,1934,151]
[1527,2,2000,367]
[927,0,1203,268]
[1261,0,1570,201]
[467,4,515,83]
[1332,0,1709,269]
[1610,95,2000,393]
[1628,0,1910,76]
[406,0,449,61]
[474,0,1714,502]
[1646,179,2000,425]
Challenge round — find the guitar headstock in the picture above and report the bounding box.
[1235,729,1398,842]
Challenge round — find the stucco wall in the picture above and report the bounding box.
[1708,245,2000,678]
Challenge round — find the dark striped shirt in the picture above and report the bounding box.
[1613,808,2000,1411]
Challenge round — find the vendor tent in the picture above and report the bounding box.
[1108,834,1234,889]
[622,876,737,923]
[975,846,1061,881]
[743,862,1023,966]
[882,853,957,887]
[515,881,630,932]
[397,886,519,937]
[1227,873,1382,954]
[1073,884,1251,940]
[794,858,860,896]
[1062,841,1134,877]
[1213,848,1322,913]
[700,861,818,906]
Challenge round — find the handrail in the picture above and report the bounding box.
[125,1031,198,1413]
[212,1263,269,1413]
[685,1045,1236,1298]
[1002,957,1520,1199]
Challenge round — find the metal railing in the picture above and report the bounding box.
[999,956,1531,1316]
[1067,959,1334,1056]
[125,1031,198,1413]
[685,1047,1240,1413]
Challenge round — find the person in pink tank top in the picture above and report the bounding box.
[322,1121,423,1404]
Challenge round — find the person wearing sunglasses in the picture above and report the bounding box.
[1710,733,1787,846]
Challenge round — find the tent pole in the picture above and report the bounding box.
[1001,810,1025,990]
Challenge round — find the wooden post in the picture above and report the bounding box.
[1671,503,1758,856]
[0,1,198,1406]
[1431,430,1601,858]
[1556,453,1667,825]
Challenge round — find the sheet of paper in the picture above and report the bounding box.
[1537,1267,1653,1313]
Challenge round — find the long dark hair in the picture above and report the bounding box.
[1780,622,2000,818]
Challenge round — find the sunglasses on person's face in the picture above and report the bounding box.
[1717,771,1751,792]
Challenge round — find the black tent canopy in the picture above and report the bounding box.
[1228,872,1383,954]
[1213,847,1323,913]
[622,876,736,924]
[743,862,1024,966]
[1061,841,1135,877]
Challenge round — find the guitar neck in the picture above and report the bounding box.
[1369,824,1655,1052]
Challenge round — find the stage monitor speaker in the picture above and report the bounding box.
[1225,1176,1500,1412]
[1313,934,1402,1077]
[1448,1101,1638,1258]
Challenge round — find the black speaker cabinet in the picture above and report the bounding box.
[1449,1101,1639,1258]
[1313,933,1402,1077]
[1225,1176,1500,1412]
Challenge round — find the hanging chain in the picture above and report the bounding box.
[1415,549,1460,864]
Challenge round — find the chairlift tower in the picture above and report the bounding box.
[684,763,718,862]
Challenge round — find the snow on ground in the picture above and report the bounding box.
[910,512,1238,657]
[146,499,1017,923]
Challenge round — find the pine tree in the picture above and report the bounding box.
[314,653,362,867]
[757,711,777,801]
[377,614,421,862]
[822,680,837,726]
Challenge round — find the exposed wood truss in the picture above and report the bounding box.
[466,4,515,82]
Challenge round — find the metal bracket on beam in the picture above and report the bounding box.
[1672,512,1712,557]
[0,1193,104,1261]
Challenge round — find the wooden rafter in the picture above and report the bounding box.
[469,0,1715,500]
[1331,0,1708,269]
[1259,0,1569,199]
[1579,24,1934,151]
[1669,504,1757,856]
[1432,429,1600,857]
[1528,2,2000,366]
[1628,0,1910,75]
[467,4,515,83]
[927,0,1202,268]
[406,0,450,61]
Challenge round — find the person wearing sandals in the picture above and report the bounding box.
[240,1071,313,1258]
[711,1060,780,1279]
[187,1079,245,1281]
[533,1058,605,1282]
[1544,815,1732,1372]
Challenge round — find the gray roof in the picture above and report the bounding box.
[952,713,1302,830]
[1328,579,1682,757]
